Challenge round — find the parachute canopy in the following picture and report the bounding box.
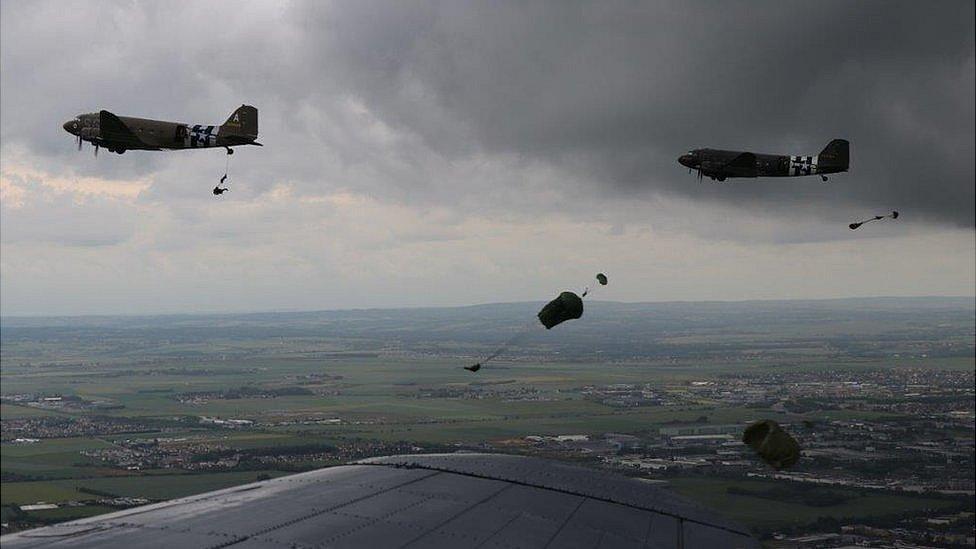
[742,419,801,470]
[537,291,584,329]
[465,274,607,371]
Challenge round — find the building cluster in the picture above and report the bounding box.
[0,393,122,412]
[174,386,314,404]
[1,416,159,441]
[78,434,427,472]
[15,497,153,515]
[579,383,666,407]
[409,382,544,401]
[765,513,975,548]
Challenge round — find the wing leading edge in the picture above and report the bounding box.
[723,152,756,171]
[98,110,151,149]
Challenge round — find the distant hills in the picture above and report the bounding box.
[3,297,972,363]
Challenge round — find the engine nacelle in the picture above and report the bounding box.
[700,160,724,173]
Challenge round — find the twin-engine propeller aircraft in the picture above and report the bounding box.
[678,139,848,182]
[62,105,261,156]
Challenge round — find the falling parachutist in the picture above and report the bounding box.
[849,211,898,230]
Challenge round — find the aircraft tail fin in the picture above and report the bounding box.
[220,105,258,141]
[818,139,849,171]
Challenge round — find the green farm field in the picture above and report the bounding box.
[2,299,972,535]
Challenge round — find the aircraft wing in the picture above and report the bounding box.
[0,453,758,549]
[723,152,756,170]
[98,110,148,148]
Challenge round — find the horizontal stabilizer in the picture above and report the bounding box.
[220,135,263,146]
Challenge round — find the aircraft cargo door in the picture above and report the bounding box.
[175,124,188,145]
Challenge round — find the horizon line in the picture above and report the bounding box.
[2,294,973,320]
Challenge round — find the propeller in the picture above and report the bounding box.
[77,135,82,151]
[94,144,99,157]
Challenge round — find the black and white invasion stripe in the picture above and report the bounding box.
[789,155,818,176]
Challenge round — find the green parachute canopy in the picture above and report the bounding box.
[742,419,801,470]
[465,275,608,371]
[537,291,584,329]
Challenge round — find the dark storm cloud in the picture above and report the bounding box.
[1,0,973,316]
[300,1,975,226]
[1,0,972,229]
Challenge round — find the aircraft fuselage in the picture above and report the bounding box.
[678,139,849,182]
[66,114,215,151]
[62,105,259,155]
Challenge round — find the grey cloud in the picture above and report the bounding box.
[4,0,971,229]
[0,193,139,247]
[298,0,975,226]
[2,0,974,317]
[0,0,972,258]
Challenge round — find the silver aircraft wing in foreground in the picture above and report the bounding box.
[1,453,758,549]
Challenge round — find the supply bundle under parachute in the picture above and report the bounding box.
[464,273,608,372]
[742,419,801,470]
[849,210,898,230]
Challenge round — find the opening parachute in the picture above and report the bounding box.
[214,147,233,197]
[464,273,608,372]
[849,211,898,230]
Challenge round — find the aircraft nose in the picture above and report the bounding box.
[678,154,695,168]
[63,119,78,134]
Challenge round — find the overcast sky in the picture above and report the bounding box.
[1,0,973,316]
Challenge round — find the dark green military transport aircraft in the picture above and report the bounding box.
[678,139,848,182]
[62,105,261,155]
